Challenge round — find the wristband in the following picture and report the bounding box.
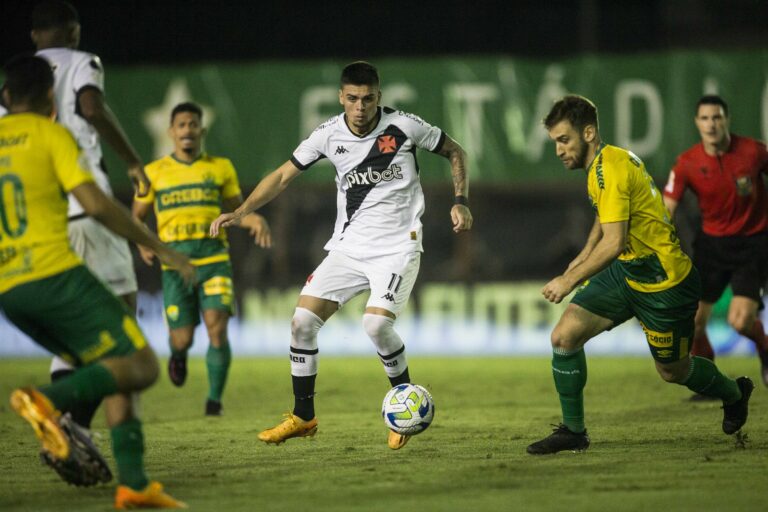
[454,195,468,206]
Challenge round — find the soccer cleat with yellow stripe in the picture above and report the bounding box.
[114,481,187,509]
[387,430,411,450]
[10,387,69,460]
[257,413,318,444]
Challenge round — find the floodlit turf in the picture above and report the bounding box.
[0,356,765,511]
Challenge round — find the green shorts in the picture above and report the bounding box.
[0,265,146,365]
[162,260,234,330]
[571,261,701,362]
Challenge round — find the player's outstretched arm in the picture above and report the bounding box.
[72,182,195,285]
[78,88,150,197]
[210,160,301,237]
[222,196,272,248]
[131,200,156,266]
[542,219,626,304]
[436,136,473,233]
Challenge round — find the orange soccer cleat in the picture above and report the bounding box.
[257,413,318,444]
[10,387,69,460]
[114,481,187,509]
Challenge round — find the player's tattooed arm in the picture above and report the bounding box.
[437,136,473,233]
[437,136,468,198]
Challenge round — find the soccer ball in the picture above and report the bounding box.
[381,383,435,435]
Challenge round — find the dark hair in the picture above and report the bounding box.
[31,1,79,30]
[3,54,54,107]
[340,61,379,88]
[170,102,203,124]
[543,95,599,133]
[696,95,728,117]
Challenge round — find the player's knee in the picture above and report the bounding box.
[656,367,679,383]
[550,327,578,351]
[655,359,688,384]
[136,347,160,388]
[362,313,392,340]
[116,346,159,391]
[291,307,323,349]
[170,330,194,351]
[206,326,229,348]
[362,313,402,352]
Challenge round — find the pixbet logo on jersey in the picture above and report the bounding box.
[345,164,403,187]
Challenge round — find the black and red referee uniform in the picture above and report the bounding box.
[664,134,768,305]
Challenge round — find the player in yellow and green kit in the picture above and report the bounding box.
[1,55,192,508]
[133,102,271,416]
[527,95,754,455]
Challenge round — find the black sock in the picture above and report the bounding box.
[51,369,101,429]
[388,367,410,387]
[292,374,316,421]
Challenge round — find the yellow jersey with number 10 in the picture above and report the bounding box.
[587,144,692,293]
[0,113,93,293]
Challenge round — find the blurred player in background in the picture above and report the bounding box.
[1,55,190,509]
[133,102,271,416]
[210,61,473,450]
[527,95,753,455]
[663,95,768,392]
[26,0,150,451]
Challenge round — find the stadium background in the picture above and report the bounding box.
[1,0,767,357]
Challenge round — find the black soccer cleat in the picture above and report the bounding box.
[205,399,222,416]
[41,413,113,487]
[527,424,590,455]
[722,376,754,435]
[168,354,187,387]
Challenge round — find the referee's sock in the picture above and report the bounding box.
[747,319,768,351]
[691,332,715,361]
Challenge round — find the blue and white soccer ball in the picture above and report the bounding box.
[381,383,435,435]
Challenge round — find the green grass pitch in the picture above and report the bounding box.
[0,356,765,511]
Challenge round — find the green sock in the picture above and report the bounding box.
[111,418,149,490]
[552,348,587,433]
[206,343,231,402]
[683,356,741,403]
[39,364,117,412]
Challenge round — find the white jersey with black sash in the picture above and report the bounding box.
[291,106,445,258]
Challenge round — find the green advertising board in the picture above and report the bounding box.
[61,50,768,189]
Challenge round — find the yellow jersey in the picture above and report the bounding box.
[136,154,241,264]
[0,113,93,293]
[587,144,692,292]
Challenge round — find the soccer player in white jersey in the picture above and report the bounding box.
[26,0,149,482]
[211,61,473,449]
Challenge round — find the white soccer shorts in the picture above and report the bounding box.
[68,217,138,297]
[300,250,421,317]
